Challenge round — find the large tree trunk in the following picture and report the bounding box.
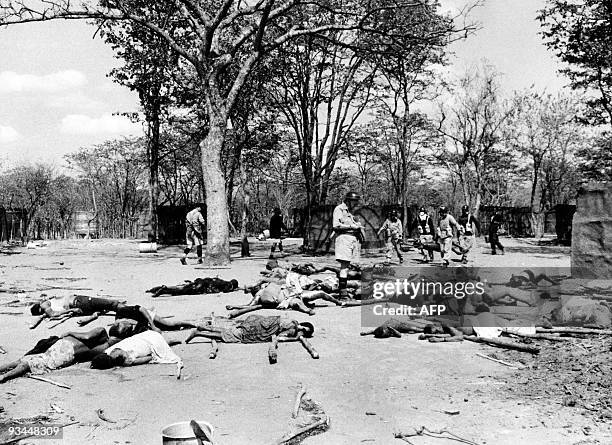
[146,107,160,242]
[201,116,231,265]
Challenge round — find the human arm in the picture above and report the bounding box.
[61,327,108,342]
[472,216,481,235]
[376,220,388,237]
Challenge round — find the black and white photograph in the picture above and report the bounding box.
[0,0,611,444]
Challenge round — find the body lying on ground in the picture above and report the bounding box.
[0,327,117,383]
[147,277,239,297]
[185,314,314,344]
[29,295,125,327]
[91,330,182,371]
[107,304,198,338]
[264,259,361,279]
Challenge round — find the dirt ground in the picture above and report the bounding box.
[1,236,611,445]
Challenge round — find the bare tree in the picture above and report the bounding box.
[0,0,468,264]
[435,65,514,215]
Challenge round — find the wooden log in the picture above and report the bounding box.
[299,337,319,359]
[536,327,612,335]
[228,305,264,318]
[464,336,540,354]
[292,386,307,418]
[506,332,571,342]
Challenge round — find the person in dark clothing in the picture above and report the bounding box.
[146,277,239,298]
[109,304,198,339]
[415,206,436,262]
[454,205,481,263]
[269,207,288,259]
[489,212,505,255]
[184,315,313,344]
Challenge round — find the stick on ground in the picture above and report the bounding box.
[292,386,307,418]
[28,375,71,389]
[476,352,525,369]
[464,336,540,354]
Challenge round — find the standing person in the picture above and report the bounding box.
[416,206,436,262]
[377,210,403,264]
[489,212,505,255]
[269,207,288,259]
[456,205,481,263]
[436,206,459,267]
[181,205,205,265]
[333,192,364,298]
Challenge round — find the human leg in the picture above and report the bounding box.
[0,361,31,383]
[392,239,403,263]
[153,315,197,331]
[0,360,21,373]
[301,290,343,306]
[184,329,223,344]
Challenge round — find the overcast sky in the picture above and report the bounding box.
[0,0,567,167]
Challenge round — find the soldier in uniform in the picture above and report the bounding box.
[181,205,205,265]
[436,206,459,267]
[332,192,364,298]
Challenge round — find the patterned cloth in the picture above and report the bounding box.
[23,339,76,375]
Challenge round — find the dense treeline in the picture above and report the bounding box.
[0,1,609,246]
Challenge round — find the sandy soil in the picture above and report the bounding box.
[0,236,610,445]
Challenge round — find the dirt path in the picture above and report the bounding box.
[1,237,610,444]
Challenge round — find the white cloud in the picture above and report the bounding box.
[47,93,105,111]
[60,113,142,135]
[0,125,20,144]
[0,70,87,94]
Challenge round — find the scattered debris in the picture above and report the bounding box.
[292,386,307,419]
[476,353,525,369]
[96,409,117,423]
[394,426,478,445]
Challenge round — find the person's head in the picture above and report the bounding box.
[419,206,427,217]
[439,206,448,216]
[461,205,469,216]
[90,351,126,369]
[230,279,239,290]
[194,205,202,213]
[266,259,279,270]
[109,319,138,339]
[30,302,43,316]
[273,207,281,215]
[299,322,315,338]
[389,210,398,221]
[424,324,444,335]
[344,191,361,211]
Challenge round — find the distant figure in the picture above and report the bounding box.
[416,206,436,262]
[436,206,459,267]
[181,205,205,265]
[456,205,481,263]
[269,207,287,259]
[377,210,403,264]
[489,212,505,255]
[333,192,364,298]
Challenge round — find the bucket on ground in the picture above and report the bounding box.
[139,242,158,253]
[161,421,214,445]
